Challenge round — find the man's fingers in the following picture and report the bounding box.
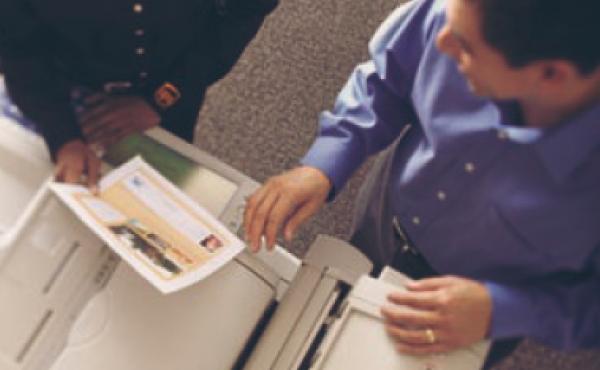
[264,196,296,249]
[395,342,450,355]
[54,161,66,182]
[388,290,442,310]
[54,140,94,185]
[82,112,126,142]
[81,114,113,139]
[247,191,280,252]
[381,305,441,327]
[86,153,101,190]
[385,325,437,345]
[93,125,131,149]
[86,119,133,149]
[406,277,455,292]
[243,166,331,250]
[62,164,84,184]
[79,101,115,129]
[283,199,322,241]
[244,186,270,241]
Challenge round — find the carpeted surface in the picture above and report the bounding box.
[194,0,600,368]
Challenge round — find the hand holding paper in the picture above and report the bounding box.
[50,156,244,293]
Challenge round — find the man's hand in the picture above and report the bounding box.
[244,166,332,252]
[381,276,492,355]
[79,95,160,148]
[55,139,101,189]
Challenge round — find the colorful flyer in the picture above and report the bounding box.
[50,156,244,293]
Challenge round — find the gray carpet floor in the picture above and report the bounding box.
[194,0,600,368]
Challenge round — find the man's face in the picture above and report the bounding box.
[436,0,537,100]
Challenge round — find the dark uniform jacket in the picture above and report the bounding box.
[0,0,277,157]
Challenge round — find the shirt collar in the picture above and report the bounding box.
[496,100,546,143]
[534,102,600,183]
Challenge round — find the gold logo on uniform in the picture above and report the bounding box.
[154,82,181,109]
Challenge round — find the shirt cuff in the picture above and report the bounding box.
[300,135,362,200]
[485,281,540,340]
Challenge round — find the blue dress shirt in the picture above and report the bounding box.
[302,0,600,349]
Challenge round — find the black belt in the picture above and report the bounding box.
[391,216,437,279]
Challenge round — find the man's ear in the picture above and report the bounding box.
[542,65,556,79]
[539,60,578,84]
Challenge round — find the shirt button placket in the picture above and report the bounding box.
[132,2,147,85]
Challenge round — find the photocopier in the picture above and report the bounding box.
[0,116,490,370]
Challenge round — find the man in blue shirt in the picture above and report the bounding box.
[245,0,600,367]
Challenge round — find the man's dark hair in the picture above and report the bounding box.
[469,0,599,75]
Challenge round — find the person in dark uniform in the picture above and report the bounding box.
[0,0,277,186]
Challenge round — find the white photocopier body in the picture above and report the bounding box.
[0,117,489,370]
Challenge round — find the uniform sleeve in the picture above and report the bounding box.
[300,0,440,197]
[144,0,277,126]
[208,0,278,84]
[0,0,81,159]
[484,250,600,349]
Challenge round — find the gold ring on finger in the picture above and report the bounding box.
[425,328,436,344]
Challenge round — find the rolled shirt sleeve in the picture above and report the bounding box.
[485,261,600,349]
[301,0,439,196]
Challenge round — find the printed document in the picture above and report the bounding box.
[50,156,244,293]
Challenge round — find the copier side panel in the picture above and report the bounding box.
[0,193,116,370]
[0,119,51,235]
